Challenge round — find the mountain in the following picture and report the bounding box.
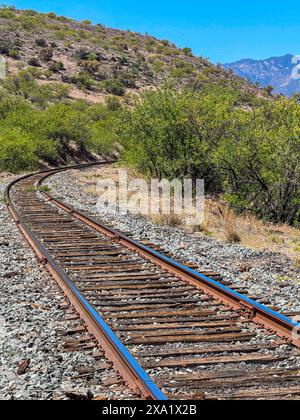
[0,6,263,102]
[224,54,300,96]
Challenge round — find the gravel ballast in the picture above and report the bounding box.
[0,176,136,400]
[47,168,300,314]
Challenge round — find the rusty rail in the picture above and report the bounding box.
[5,162,168,401]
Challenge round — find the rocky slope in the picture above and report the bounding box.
[0,6,263,101]
[224,54,300,96]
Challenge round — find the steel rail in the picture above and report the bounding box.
[38,166,300,349]
[5,162,168,401]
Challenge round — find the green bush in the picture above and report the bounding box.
[102,79,125,96]
[40,103,91,151]
[2,70,70,107]
[86,105,120,155]
[73,72,95,90]
[182,47,193,57]
[48,61,64,73]
[35,38,47,47]
[170,60,195,79]
[8,49,20,59]
[39,47,53,62]
[0,71,122,173]
[0,127,53,173]
[120,84,233,190]
[0,5,16,19]
[75,48,92,61]
[17,14,45,30]
[0,38,21,55]
[28,57,41,67]
[152,61,165,73]
[0,92,31,119]
[119,84,300,225]
[106,96,122,111]
[216,98,300,224]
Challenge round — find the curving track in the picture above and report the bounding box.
[5,163,300,400]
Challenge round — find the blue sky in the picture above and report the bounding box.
[3,1,300,63]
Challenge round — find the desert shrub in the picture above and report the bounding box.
[102,79,125,96]
[0,92,31,119]
[17,14,44,30]
[57,15,73,23]
[39,47,54,62]
[0,73,120,172]
[118,71,137,88]
[2,70,69,106]
[79,60,105,80]
[53,29,67,40]
[0,128,38,172]
[152,61,165,73]
[170,61,195,78]
[48,61,64,72]
[8,49,20,59]
[120,84,233,190]
[50,83,71,99]
[47,12,57,19]
[40,103,91,152]
[0,124,56,172]
[161,40,171,47]
[265,85,274,95]
[78,30,89,39]
[0,5,16,19]
[23,9,39,16]
[73,72,95,90]
[87,110,120,155]
[216,98,300,225]
[153,214,183,227]
[28,57,41,67]
[182,47,193,57]
[35,38,48,47]
[120,84,300,224]
[106,96,122,111]
[43,69,53,79]
[75,48,91,61]
[0,40,10,55]
[80,59,99,73]
[1,108,57,164]
[61,74,73,84]
[0,38,21,55]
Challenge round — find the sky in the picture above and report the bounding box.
[3,1,300,63]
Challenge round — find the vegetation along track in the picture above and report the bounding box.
[5,163,300,400]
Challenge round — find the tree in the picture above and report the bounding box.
[40,103,91,156]
[216,99,300,224]
[120,84,236,192]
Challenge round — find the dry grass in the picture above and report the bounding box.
[153,213,183,227]
[78,164,300,262]
[293,256,300,270]
[192,222,212,236]
[217,204,241,244]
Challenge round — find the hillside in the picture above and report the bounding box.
[0,6,264,101]
[224,54,300,96]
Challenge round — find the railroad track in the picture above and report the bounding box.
[5,163,300,400]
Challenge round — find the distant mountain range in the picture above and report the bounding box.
[224,54,300,96]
